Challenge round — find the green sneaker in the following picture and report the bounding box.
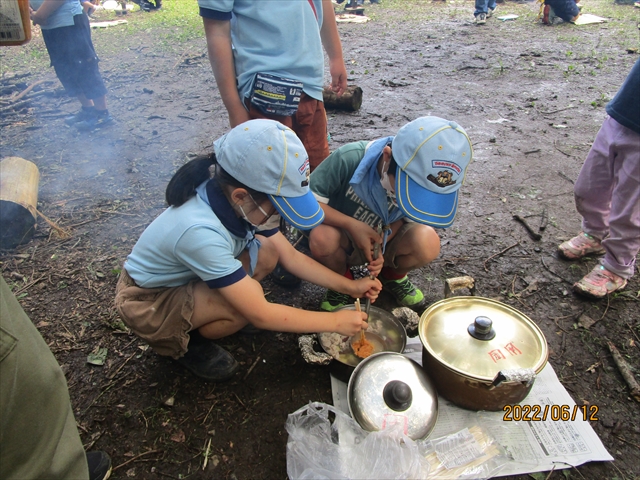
[320,289,352,312]
[381,276,425,309]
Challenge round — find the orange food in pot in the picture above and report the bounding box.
[352,336,374,358]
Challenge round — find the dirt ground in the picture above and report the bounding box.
[1,1,639,479]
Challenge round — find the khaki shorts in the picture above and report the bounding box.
[347,222,418,269]
[115,269,196,359]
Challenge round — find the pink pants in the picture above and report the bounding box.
[574,116,640,279]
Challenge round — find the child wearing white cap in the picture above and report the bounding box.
[309,116,473,312]
[115,120,381,382]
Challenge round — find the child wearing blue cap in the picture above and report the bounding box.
[309,116,473,312]
[115,120,381,382]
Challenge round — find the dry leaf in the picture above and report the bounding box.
[578,314,596,330]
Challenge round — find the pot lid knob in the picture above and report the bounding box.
[382,380,412,411]
[468,316,496,341]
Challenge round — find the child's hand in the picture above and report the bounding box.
[349,224,383,263]
[349,277,381,302]
[367,255,384,278]
[332,310,369,336]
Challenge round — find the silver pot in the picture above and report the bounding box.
[318,304,407,367]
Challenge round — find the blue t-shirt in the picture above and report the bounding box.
[124,179,283,289]
[29,0,82,29]
[198,0,325,102]
[606,59,640,135]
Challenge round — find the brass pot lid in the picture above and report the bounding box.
[419,296,548,381]
[347,352,438,440]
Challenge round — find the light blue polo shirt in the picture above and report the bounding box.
[124,192,248,289]
[198,0,325,102]
[29,0,82,30]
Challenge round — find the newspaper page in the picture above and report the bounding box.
[331,336,612,477]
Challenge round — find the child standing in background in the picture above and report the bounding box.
[541,0,581,24]
[29,0,113,130]
[558,59,640,299]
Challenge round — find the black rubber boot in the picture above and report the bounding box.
[87,451,112,480]
[176,339,239,382]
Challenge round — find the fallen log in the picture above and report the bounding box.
[0,157,39,249]
[323,85,363,111]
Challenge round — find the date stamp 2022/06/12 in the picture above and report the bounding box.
[503,404,599,422]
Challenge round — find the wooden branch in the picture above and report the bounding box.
[0,90,48,113]
[112,449,162,472]
[513,215,542,240]
[483,241,520,272]
[606,339,640,403]
[10,79,52,102]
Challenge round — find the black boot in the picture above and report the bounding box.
[176,335,238,381]
[86,451,112,480]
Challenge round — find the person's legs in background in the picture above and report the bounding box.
[560,117,640,298]
[474,0,489,24]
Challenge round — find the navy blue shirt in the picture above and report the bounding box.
[606,59,640,135]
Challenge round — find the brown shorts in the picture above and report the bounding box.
[246,93,330,171]
[347,222,418,269]
[114,269,196,359]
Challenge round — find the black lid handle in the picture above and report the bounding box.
[383,380,412,411]
[468,316,496,340]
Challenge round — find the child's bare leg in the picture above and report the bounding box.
[191,235,279,338]
[385,225,440,277]
[77,94,94,108]
[92,95,108,111]
[309,224,350,273]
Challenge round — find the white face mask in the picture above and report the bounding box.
[238,194,279,228]
[260,212,282,230]
[380,159,398,208]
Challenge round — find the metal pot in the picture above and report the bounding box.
[318,304,407,368]
[418,277,548,411]
[347,352,438,440]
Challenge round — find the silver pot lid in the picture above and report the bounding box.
[347,352,438,440]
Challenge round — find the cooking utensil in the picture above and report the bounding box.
[352,299,375,358]
[418,276,548,411]
[347,352,438,440]
[318,305,407,368]
[363,225,383,318]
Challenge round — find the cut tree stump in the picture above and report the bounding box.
[0,157,40,249]
[323,85,363,111]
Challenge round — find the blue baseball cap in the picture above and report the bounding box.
[392,117,473,228]
[213,119,325,230]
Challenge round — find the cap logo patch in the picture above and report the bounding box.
[427,171,456,187]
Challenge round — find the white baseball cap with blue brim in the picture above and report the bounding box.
[213,119,325,230]
[392,116,473,228]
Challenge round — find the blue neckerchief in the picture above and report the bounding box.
[349,136,405,252]
[196,179,261,276]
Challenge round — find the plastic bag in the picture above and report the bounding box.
[285,402,430,480]
[416,426,511,479]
